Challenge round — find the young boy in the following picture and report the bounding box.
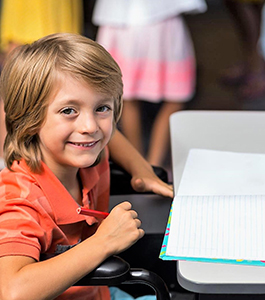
[0,33,173,300]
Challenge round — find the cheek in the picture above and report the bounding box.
[38,126,48,144]
[102,118,114,140]
[39,121,66,144]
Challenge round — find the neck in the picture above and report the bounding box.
[61,171,83,206]
[48,164,83,205]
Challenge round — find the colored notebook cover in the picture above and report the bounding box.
[159,202,265,266]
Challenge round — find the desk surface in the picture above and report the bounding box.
[170,111,265,294]
[109,194,172,234]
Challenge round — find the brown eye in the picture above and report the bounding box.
[61,107,76,115]
[97,105,110,113]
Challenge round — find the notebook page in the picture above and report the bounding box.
[177,149,265,196]
[166,149,265,260]
[166,194,265,260]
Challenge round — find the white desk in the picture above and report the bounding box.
[170,111,265,294]
[178,261,265,294]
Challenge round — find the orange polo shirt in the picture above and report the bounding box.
[0,148,111,300]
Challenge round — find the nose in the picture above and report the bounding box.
[78,113,99,135]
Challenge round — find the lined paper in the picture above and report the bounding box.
[165,149,265,261]
[166,195,265,260]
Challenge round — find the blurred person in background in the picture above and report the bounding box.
[0,0,83,53]
[93,0,207,168]
[220,0,265,100]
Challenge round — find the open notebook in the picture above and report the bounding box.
[160,149,265,266]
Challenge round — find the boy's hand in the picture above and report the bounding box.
[95,202,144,255]
[130,166,173,198]
[108,130,174,198]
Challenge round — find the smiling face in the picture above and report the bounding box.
[38,73,114,177]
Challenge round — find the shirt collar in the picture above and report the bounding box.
[19,160,100,225]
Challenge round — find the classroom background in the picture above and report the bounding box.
[1,0,265,175]
[0,1,264,299]
[84,0,265,178]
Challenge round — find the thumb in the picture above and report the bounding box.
[131,177,146,192]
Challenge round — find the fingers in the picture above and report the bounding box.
[94,201,145,256]
[110,201,142,231]
[134,217,141,228]
[127,207,144,239]
[152,182,174,198]
[138,228,145,239]
[115,200,132,211]
[113,201,140,219]
[131,175,174,198]
[119,202,143,234]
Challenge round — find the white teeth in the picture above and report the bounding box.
[74,142,95,147]
[87,142,95,147]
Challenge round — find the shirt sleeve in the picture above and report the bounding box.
[0,198,50,261]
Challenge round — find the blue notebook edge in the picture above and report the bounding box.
[159,202,265,267]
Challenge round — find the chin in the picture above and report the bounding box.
[76,157,101,169]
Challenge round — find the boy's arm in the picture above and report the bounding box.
[108,130,173,198]
[0,202,144,300]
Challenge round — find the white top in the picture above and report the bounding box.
[92,0,207,26]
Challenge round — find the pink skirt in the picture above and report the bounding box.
[97,16,196,103]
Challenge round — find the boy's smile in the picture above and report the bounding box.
[38,73,114,179]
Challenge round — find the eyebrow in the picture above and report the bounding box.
[55,96,114,107]
[96,97,115,106]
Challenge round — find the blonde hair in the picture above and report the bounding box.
[0,33,123,172]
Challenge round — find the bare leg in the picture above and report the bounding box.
[147,102,183,166]
[120,99,143,154]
